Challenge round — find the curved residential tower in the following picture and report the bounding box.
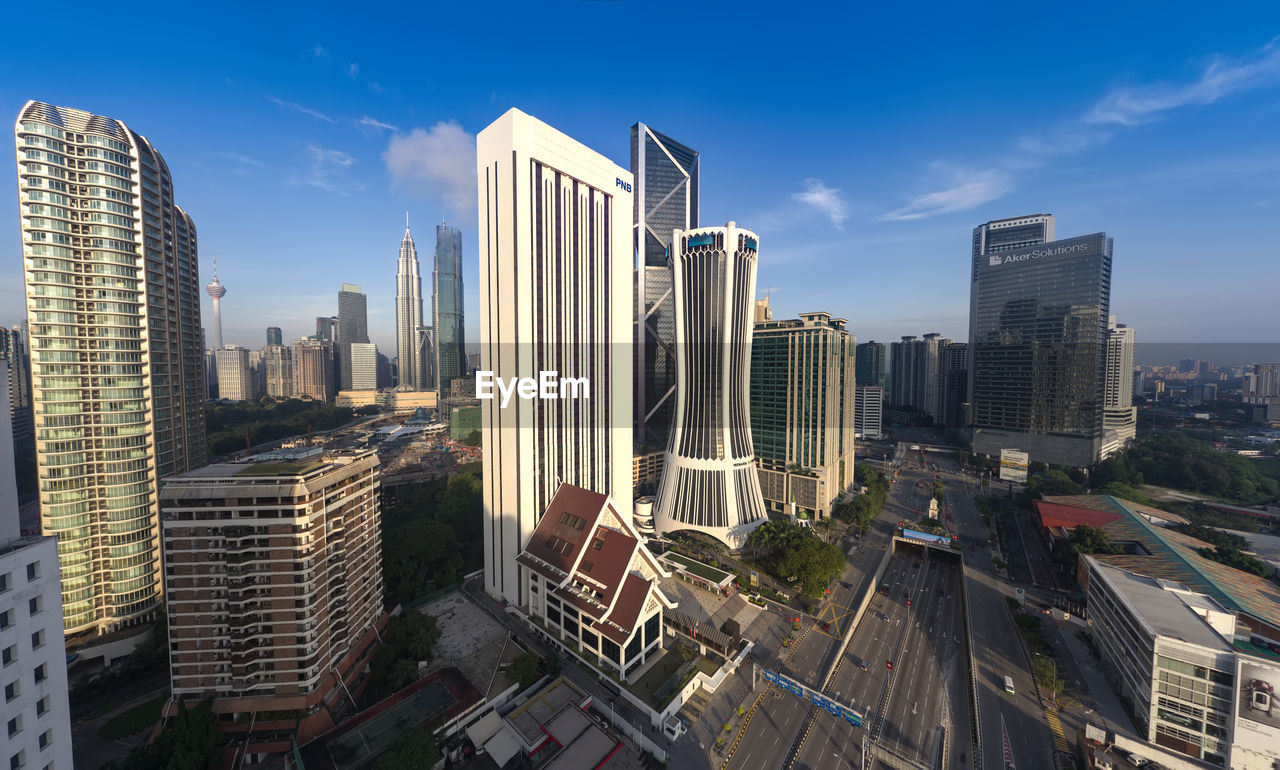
[653,222,767,548]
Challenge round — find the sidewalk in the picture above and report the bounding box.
[1039,612,1140,744]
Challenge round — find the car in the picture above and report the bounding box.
[878,584,889,595]
[821,621,831,632]
[857,658,869,671]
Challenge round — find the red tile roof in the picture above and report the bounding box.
[1034,500,1122,529]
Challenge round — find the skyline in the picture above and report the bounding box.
[5,4,1280,354]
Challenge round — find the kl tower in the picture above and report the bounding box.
[205,256,227,349]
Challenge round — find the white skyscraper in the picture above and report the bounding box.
[653,223,768,548]
[477,108,633,604]
[1103,317,1137,454]
[395,218,425,390]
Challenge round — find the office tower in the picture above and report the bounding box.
[477,108,633,604]
[337,283,368,391]
[160,449,383,747]
[888,334,946,421]
[1103,318,1137,452]
[939,341,968,429]
[395,219,425,390]
[315,316,338,342]
[854,385,884,439]
[16,102,206,637]
[855,341,886,389]
[293,339,335,401]
[753,297,772,324]
[652,223,768,547]
[1178,358,1201,374]
[376,350,392,390]
[346,342,377,391]
[632,124,699,453]
[750,302,857,519]
[215,346,253,401]
[262,344,293,398]
[0,327,34,463]
[888,337,917,410]
[1,363,74,770]
[434,223,465,395]
[205,349,218,400]
[970,229,1112,466]
[266,326,282,347]
[205,256,226,349]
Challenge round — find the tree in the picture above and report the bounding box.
[374,727,438,770]
[365,613,443,705]
[107,698,222,770]
[1061,524,1123,572]
[511,651,540,689]
[462,429,482,446]
[1033,656,1064,701]
[746,521,845,597]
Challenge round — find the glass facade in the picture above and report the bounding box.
[971,232,1112,466]
[433,225,465,393]
[855,342,885,389]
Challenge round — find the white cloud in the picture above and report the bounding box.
[384,121,477,216]
[792,178,848,229]
[267,96,334,123]
[879,167,1012,221]
[312,44,328,58]
[297,145,361,195]
[218,151,268,168]
[348,62,359,78]
[368,82,386,94]
[1087,38,1280,126]
[357,115,398,133]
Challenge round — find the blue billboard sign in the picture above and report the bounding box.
[761,669,864,727]
[902,529,955,548]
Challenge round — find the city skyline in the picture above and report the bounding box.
[3,6,1279,352]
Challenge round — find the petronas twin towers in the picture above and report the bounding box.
[395,218,465,393]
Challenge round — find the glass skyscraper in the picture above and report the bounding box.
[15,101,206,636]
[969,231,1113,467]
[433,224,465,394]
[337,283,368,392]
[855,341,886,389]
[632,123,699,452]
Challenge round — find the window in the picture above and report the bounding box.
[0,610,11,630]
[6,715,19,738]
[28,597,42,616]
[33,664,46,684]
[35,697,47,717]
[9,749,24,770]
[38,730,50,750]
[30,631,43,651]
[3,681,16,702]
[1,646,13,666]
[558,512,586,531]
[25,563,38,582]
[591,537,604,551]
[0,573,9,593]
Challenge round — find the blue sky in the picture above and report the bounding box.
[3,1,1279,354]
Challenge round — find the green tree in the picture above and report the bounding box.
[374,727,439,770]
[365,613,443,704]
[107,698,221,770]
[510,651,540,689]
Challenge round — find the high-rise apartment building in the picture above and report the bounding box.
[970,228,1112,467]
[1245,363,1280,398]
[0,327,34,463]
[750,302,856,519]
[159,449,384,748]
[1103,317,1137,454]
[632,124,699,453]
[477,108,633,604]
[855,341,886,389]
[16,101,207,636]
[854,386,884,439]
[1,365,74,770]
[293,339,335,401]
[262,344,293,399]
[888,333,947,421]
[215,346,253,402]
[653,223,768,547]
[939,341,968,429]
[395,221,425,390]
[433,224,465,395]
[266,326,282,347]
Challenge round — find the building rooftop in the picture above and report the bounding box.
[1042,495,1280,629]
[1088,559,1232,651]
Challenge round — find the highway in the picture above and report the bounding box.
[934,451,1057,770]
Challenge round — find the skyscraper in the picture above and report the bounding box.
[215,346,253,402]
[347,342,377,391]
[653,223,768,548]
[1103,317,1137,453]
[433,223,465,394]
[16,101,206,636]
[395,219,425,390]
[970,229,1113,466]
[315,316,338,341]
[888,333,947,422]
[632,124,699,452]
[205,256,226,349]
[939,341,969,429]
[262,344,293,398]
[293,339,335,401]
[750,303,857,519]
[855,386,884,439]
[337,283,368,392]
[477,108,633,604]
[266,326,282,346]
[855,341,886,389]
[0,326,34,464]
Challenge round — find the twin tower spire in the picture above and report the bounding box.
[396,213,466,394]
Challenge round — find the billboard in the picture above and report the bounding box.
[999,448,1029,483]
[1235,657,1280,756]
[902,529,954,548]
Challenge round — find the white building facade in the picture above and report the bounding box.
[653,224,768,548]
[1103,317,1137,455]
[476,108,634,605]
[855,385,884,439]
